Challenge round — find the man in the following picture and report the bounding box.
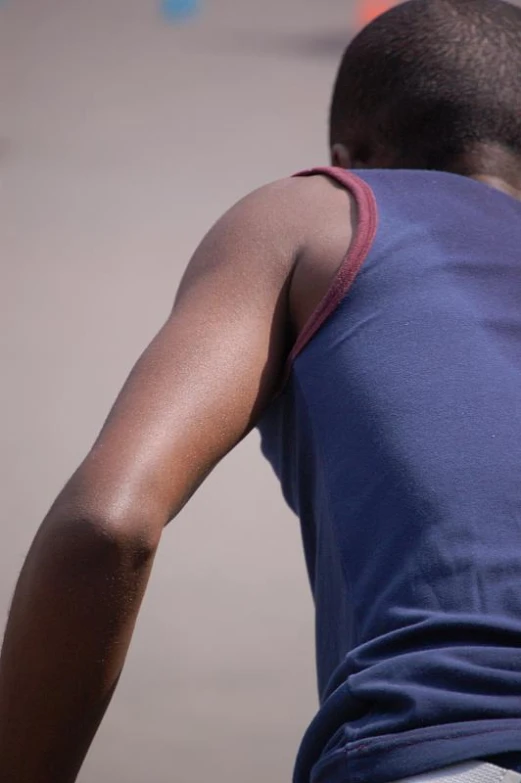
[1,1,521,781]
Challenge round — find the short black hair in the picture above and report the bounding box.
[330,0,521,170]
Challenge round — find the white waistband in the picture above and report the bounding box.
[394,762,521,783]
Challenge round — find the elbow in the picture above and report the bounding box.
[40,505,162,576]
[89,510,162,561]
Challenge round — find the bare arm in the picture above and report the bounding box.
[0,178,308,783]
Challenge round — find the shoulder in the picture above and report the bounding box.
[202,171,356,272]
[179,171,357,337]
[230,172,355,224]
[249,172,357,335]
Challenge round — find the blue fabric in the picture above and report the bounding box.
[257,170,521,783]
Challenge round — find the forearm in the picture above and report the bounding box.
[0,513,158,783]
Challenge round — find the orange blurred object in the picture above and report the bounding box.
[356,0,395,26]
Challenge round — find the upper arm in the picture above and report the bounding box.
[55,179,304,536]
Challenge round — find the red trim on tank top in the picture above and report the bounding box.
[281,167,378,385]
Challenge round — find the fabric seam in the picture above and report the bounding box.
[284,166,378,381]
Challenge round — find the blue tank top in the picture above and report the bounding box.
[257,168,521,783]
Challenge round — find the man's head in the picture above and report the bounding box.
[330,0,521,183]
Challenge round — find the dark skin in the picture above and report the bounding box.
[0,173,353,782]
[0,138,518,781]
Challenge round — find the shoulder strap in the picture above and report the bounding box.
[287,166,378,368]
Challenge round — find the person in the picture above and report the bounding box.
[2,0,521,781]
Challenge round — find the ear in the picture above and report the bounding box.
[330,143,353,169]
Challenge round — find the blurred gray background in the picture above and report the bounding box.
[1,0,362,781]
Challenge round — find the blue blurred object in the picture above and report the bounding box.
[161,0,199,21]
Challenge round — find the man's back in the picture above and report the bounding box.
[259,168,521,783]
